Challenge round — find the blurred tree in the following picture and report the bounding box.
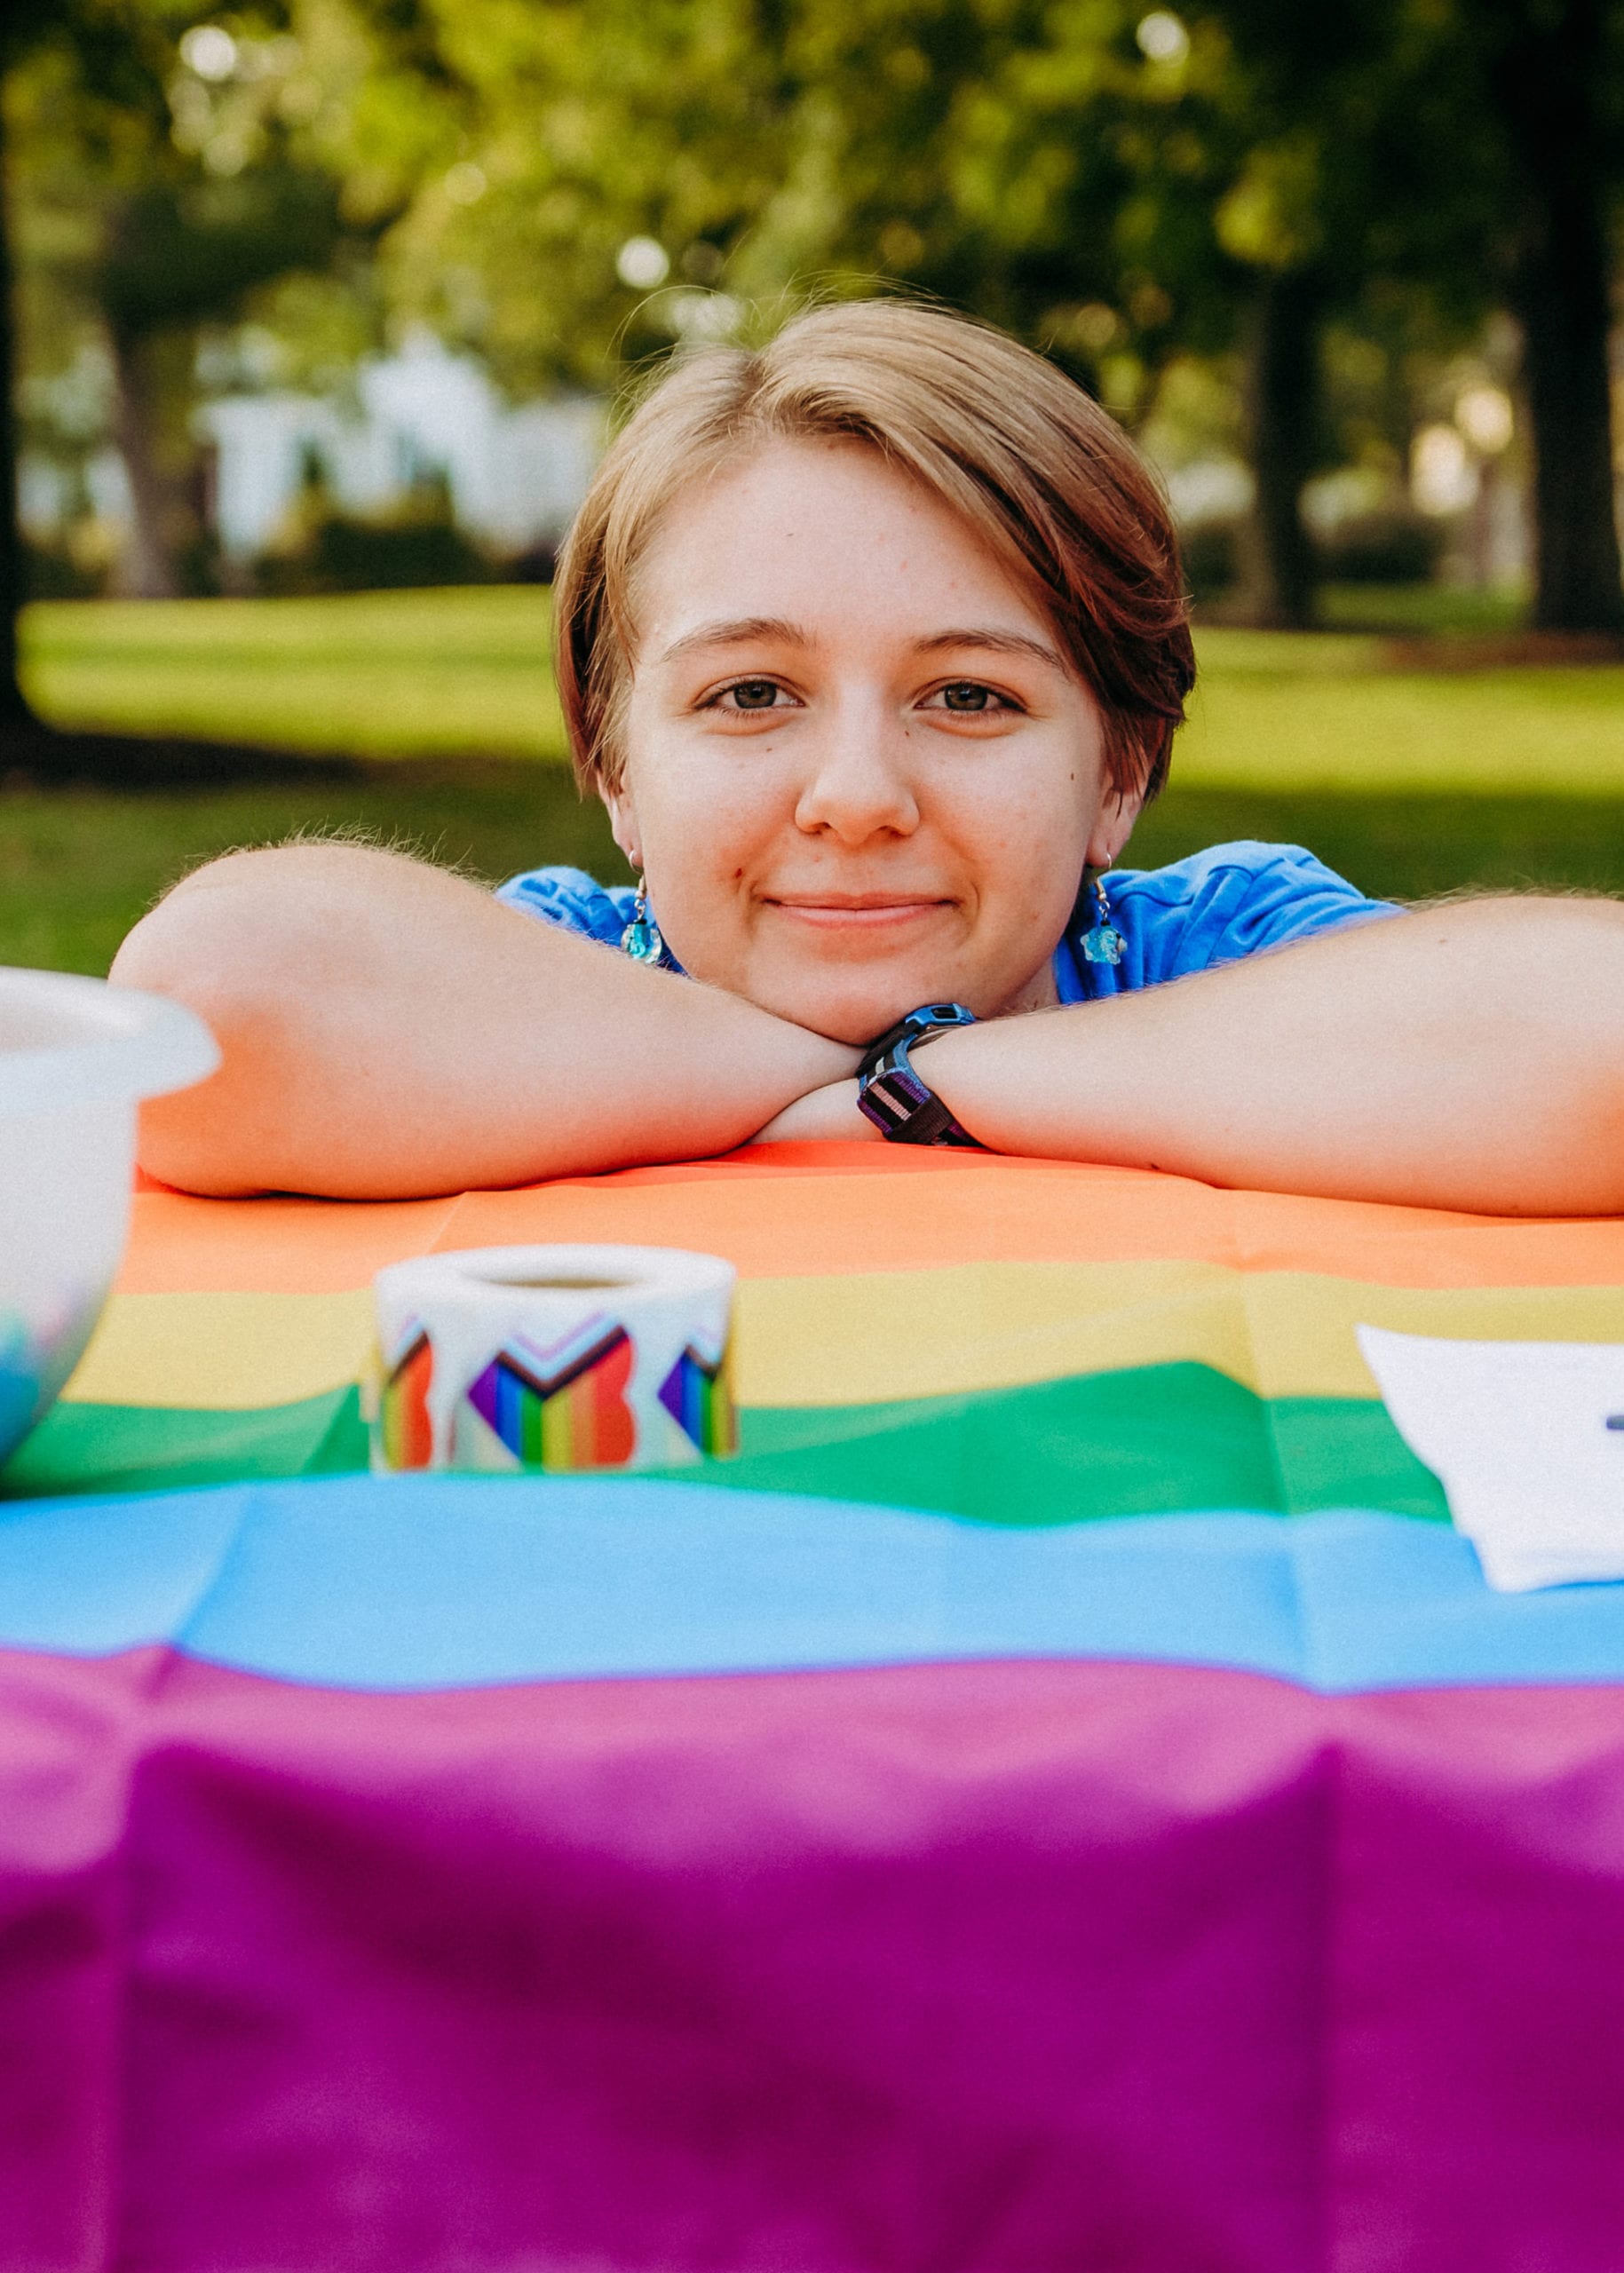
[1466,0,1623,632]
[0,194,25,719]
[6,0,1611,739]
[908,0,1487,626]
[12,7,356,602]
[358,0,1428,626]
[96,166,346,594]
[393,0,1619,632]
[2,0,381,767]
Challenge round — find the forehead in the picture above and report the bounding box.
[630,434,1056,654]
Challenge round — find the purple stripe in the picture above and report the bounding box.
[466,1357,500,1436]
[4,1644,1624,2268]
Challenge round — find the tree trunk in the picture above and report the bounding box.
[107,321,182,601]
[1491,0,1624,632]
[0,88,38,729]
[1237,269,1322,630]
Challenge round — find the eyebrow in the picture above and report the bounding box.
[658,616,808,663]
[657,618,1066,670]
[915,628,1067,671]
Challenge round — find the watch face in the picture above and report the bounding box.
[910,1003,972,1034]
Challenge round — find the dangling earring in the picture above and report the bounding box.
[1081,876,1125,966]
[620,876,665,964]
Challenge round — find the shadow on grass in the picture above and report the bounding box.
[1132,786,1624,904]
[0,720,358,789]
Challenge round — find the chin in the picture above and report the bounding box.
[758,972,962,1046]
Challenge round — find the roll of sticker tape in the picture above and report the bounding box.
[368,1244,737,1475]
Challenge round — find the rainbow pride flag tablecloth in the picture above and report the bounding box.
[5,1143,1624,2269]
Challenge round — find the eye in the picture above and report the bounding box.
[716,678,788,711]
[923,680,1018,715]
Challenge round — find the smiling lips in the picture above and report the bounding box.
[767,894,950,929]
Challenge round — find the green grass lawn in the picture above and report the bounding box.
[8,585,1624,977]
[1179,636,1624,795]
[0,763,622,977]
[21,587,566,763]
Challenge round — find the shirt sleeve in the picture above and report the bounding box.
[1101,842,1401,992]
[495,865,637,951]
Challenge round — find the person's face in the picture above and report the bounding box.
[609,437,1141,1044]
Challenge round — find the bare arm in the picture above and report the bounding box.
[762,899,1624,1216]
[111,844,857,1198]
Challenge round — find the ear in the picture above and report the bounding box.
[1085,776,1145,872]
[603,781,641,872]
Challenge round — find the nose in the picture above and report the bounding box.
[792,693,921,844]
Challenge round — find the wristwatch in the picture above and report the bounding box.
[856,1002,983,1147]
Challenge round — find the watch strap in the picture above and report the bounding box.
[857,1001,978,1080]
[857,1002,982,1148]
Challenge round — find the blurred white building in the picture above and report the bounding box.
[195,330,604,562]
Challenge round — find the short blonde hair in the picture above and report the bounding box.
[555,299,1195,800]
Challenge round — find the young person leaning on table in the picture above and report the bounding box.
[112,301,1624,1215]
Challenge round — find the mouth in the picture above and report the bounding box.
[765,894,953,930]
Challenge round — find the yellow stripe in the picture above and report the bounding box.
[65,1290,376,1411]
[64,1266,1624,1414]
[734,1264,1624,1406]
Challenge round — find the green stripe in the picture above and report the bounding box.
[4,1363,1449,1525]
[4,1388,368,1500]
[695,1364,1449,1525]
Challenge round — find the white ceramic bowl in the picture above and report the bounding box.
[0,968,218,1470]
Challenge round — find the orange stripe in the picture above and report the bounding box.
[118,1192,462,1295]
[117,1145,1624,1297]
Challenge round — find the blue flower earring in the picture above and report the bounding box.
[620,876,665,964]
[1081,876,1125,966]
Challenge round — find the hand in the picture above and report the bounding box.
[752,1078,881,1144]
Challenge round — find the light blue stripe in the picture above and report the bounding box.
[3,1476,1624,1693]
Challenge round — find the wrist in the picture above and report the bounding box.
[855,1002,985,1148]
[737,999,861,1105]
[901,1020,987,1130]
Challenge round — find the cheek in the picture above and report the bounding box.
[624,717,789,875]
[958,759,1094,886]
[624,753,780,968]
[641,778,772,887]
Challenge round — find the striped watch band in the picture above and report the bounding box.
[856,1002,983,1148]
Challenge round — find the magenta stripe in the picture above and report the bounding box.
[4,1645,1624,2269]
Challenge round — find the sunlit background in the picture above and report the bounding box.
[2,0,1621,972]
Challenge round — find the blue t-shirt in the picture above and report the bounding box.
[495,842,1398,1001]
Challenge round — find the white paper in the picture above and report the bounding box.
[1357,1326,1624,1592]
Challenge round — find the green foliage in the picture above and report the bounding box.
[6,0,1621,632]
[1180,519,1240,602]
[96,167,345,338]
[253,465,495,591]
[254,507,492,593]
[21,538,107,600]
[8,0,377,600]
[1182,511,1446,600]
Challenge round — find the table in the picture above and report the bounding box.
[4,1143,1624,2269]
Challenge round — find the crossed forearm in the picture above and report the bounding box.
[915,899,1624,1214]
[112,846,857,1197]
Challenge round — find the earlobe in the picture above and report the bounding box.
[1086,783,1145,872]
[604,786,641,872]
